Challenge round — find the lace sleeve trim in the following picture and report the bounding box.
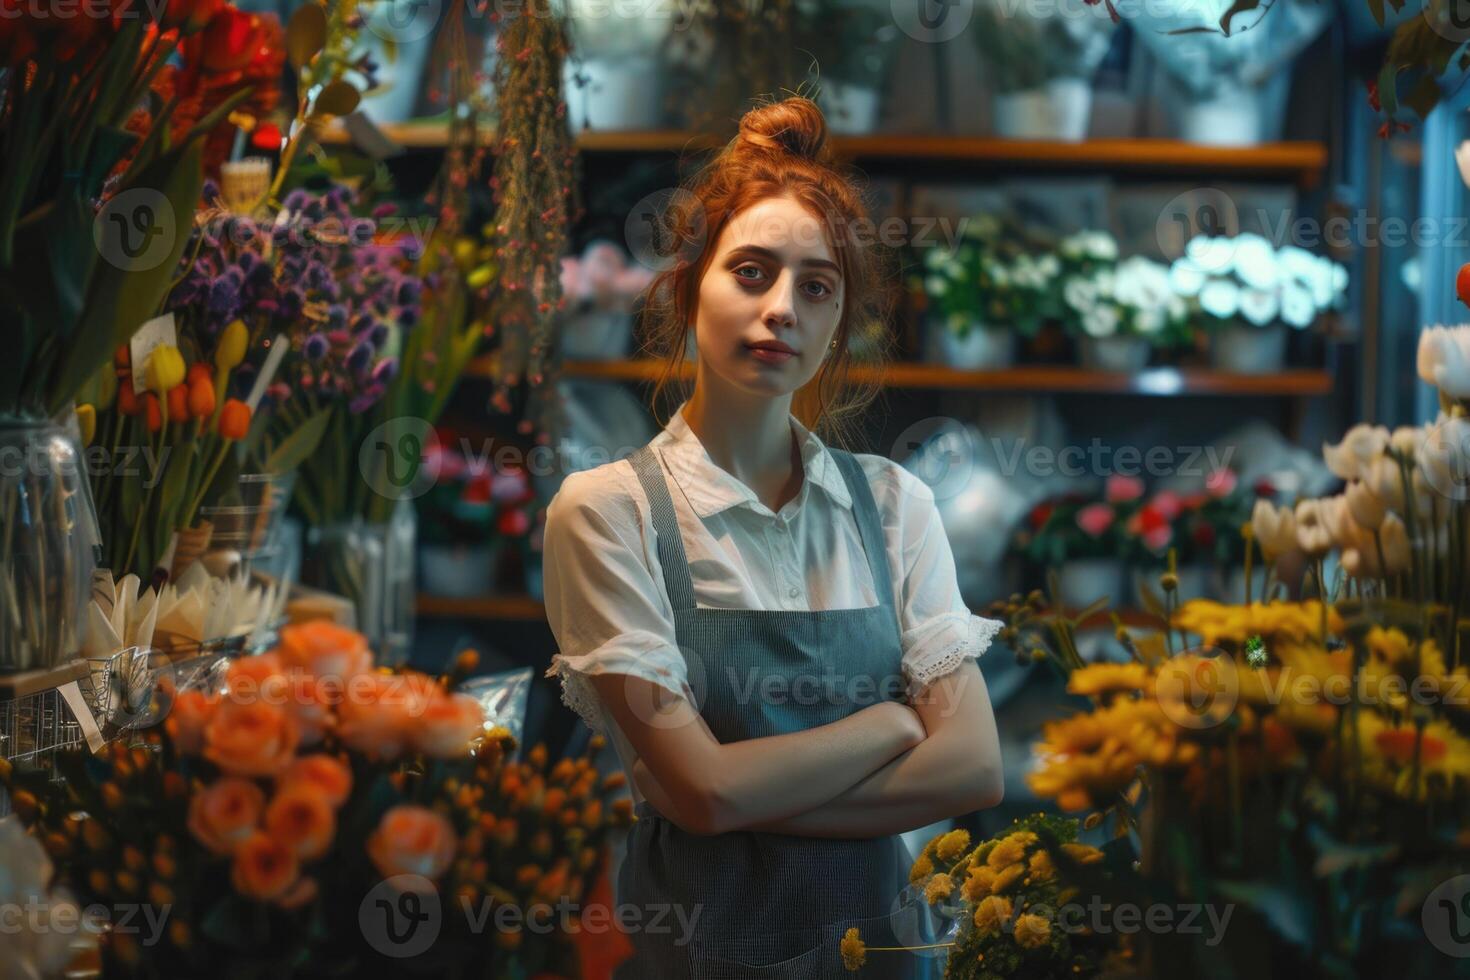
[903,614,1004,692]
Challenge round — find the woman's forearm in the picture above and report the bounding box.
[743,730,1003,838]
[632,700,925,835]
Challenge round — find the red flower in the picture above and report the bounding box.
[1252,477,1276,498]
[1028,500,1055,531]
[197,4,264,74]
[497,507,531,537]
[250,121,283,152]
[1366,79,1381,114]
[163,0,223,34]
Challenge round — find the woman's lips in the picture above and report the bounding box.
[746,343,796,365]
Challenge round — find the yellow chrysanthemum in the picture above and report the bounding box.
[986,833,1032,869]
[963,865,996,901]
[973,895,1013,936]
[1067,662,1152,698]
[1358,712,1470,799]
[1173,599,1342,647]
[1027,849,1055,882]
[990,863,1024,894]
[909,852,934,884]
[1014,913,1052,949]
[840,927,866,971]
[925,873,955,905]
[935,829,971,864]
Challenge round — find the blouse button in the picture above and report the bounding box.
[788,586,800,599]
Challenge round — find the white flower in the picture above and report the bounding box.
[1114,256,1173,312]
[1278,246,1320,285]
[1231,233,1280,291]
[1323,423,1390,481]
[1238,288,1279,327]
[925,275,948,296]
[1457,140,1470,189]
[0,816,89,978]
[1380,513,1411,575]
[1198,278,1240,319]
[1037,254,1060,278]
[1280,283,1316,329]
[1185,235,1238,275]
[1251,499,1297,561]
[1063,276,1099,313]
[1169,258,1206,297]
[1345,480,1386,530]
[1134,306,1165,334]
[1418,415,1470,502]
[1293,499,1333,556]
[1417,324,1470,399]
[1082,304,1121,338]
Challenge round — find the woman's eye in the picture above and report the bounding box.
[734,265,764,282]
[803,281,832,299]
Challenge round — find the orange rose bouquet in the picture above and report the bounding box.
[1,622,632,978]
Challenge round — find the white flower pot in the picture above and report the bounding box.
[926,320,1015,369]
[419,542,498,599]
[992,89,1055,139]
[563,55,663,131]
[1046,78,1092,142]
[1057,558,1126,609]
[1174,77,1291,148]
[561,310,633,360]
[819,82,882,135]
[1079,336,1151,372]
[1210,322,1287,374]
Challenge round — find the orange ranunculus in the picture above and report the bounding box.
[187,777,264,855]
[218,398,251,439]
[230,831,299,901]
[282,672,333,746]
[166,689,219,755]
[278,755,352,809]
[264,785,335,861]
[167,383,188,422]
[276,621,372,682]
[203,699,299,778]
[412,693,486,759]
[366,805,457,888]
[224,652,286,704]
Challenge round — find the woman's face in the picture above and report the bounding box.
[692,195,844,397]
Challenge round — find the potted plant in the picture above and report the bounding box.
[562,0,676,130]
[1057,232,1190,372]
[973,0,1115,141]
[1169,234,1348,374]
[793,0,902,134]
[917,217,1057,369]
[417,438,538,598]
[1016,475,1148,609]
[559,241,656,360]
[1127,470,1274,604]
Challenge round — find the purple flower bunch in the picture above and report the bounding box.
[167,184,425,417]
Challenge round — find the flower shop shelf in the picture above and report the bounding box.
[495,359,1334,396]
[417,594,548,620]
[321,122,1326,182]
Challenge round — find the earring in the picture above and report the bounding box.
[830,338,839,349]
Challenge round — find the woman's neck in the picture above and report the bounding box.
[681,380,803,514]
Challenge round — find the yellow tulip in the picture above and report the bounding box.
[216,319,248,371]
[75,404,96,447]
[143,345,186,394]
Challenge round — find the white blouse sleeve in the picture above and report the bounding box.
[541,463,691,735]
[868,456,1004,693]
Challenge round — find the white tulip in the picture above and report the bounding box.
[1251,499,1297,560]
[1319,493,1356,546]
[1457,140,1470,189]
[1390,426,1422,456]
[1322,423,1390,481]
[1418,415,1470,504]
[1344,481,1386,531]
[1366,455,1407,512]
[1418,325,1470,399]
[1380,513,1411,575]
[1294,499,1333,556]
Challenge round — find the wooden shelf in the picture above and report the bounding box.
[469,357,1332,397]
[319,121,1326,182]
[417,593,547,620]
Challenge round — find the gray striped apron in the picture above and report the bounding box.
[613,442,930,979]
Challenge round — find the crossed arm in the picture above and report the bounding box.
[594,659,1003,839]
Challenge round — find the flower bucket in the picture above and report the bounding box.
[0,416,100,672]
[819,81,882,135]
[301,499,416,667]
[561,310,634,361]
[927,320,1016,370]
[992,88,1055,139]
[419,541,499,599]
[1046,77,1092,142]
[563,55,664,131]
[1057,558,1126,609]
[1210,322,1287,374]
[1079,336,1151,372]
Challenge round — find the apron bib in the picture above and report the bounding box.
[612,443,936,980]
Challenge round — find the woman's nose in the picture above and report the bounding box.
[762,272,797,329]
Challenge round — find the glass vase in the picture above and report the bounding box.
[0,416,101,672]
[302,498,416,666]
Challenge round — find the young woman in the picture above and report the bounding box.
[543,97,1005,979]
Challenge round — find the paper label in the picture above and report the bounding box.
[58,680,106,753]
[245,332,290,412]
[129,313,178,394]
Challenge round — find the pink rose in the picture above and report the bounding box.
[1104,474,1144,504]
[1076,503,1116,538]
[1205,469,1238,498]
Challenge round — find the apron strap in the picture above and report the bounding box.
[627,444,697,611]
[829,449,897,615]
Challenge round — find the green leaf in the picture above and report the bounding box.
[264,406,332,474]
[1368,0,1385,27]
[1213,880,1314,949]
[1375,63,1401,120]
[286,2,327,70]
[46,138,204,418]
[310,81,361,119]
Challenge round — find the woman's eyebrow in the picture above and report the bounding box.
[725,244,840,274]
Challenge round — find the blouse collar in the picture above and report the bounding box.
[655,400,853,518]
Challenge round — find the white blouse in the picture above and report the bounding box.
[541,401,1003,803]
